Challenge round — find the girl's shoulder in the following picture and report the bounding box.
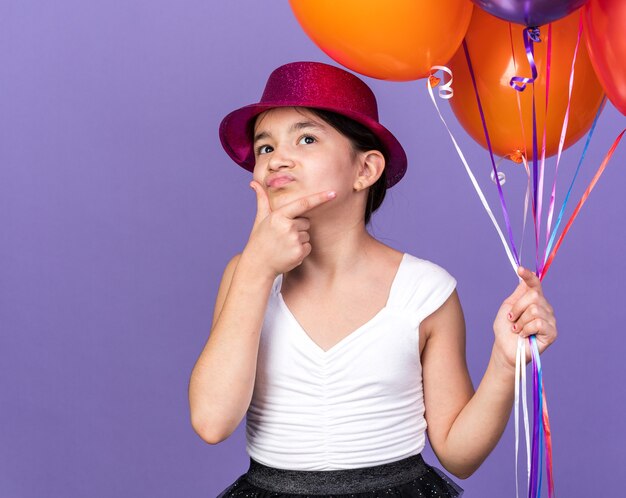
[401,252,455,282]
[393,252,457,326]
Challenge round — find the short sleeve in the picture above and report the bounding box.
[394,256,457,329]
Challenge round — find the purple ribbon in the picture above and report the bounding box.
[529,338,540,497]
[462,40,521,266]
[531,51,540,275]
[508,25,544,274]
[510,27,541,92]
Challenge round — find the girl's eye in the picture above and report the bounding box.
[299,135,316,145]
[256,144,273,155]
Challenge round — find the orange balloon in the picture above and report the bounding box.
[289,0,474,81]
[447,8,605,160]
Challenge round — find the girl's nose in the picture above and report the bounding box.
[267,146,295,171]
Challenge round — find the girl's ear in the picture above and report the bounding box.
[354,151,385,191]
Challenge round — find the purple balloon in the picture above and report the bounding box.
[472,0,589,27]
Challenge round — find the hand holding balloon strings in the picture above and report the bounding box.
[493,266,558,371]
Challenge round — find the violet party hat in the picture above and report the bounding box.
[219,61,408,188]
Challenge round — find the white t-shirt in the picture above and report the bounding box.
[245,252,457,470]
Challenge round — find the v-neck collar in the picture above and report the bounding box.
[276,253,407,356]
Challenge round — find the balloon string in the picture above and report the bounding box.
[529,335,540,498]
[520,155,532,265]
[540,128,626,280]
[536,23,552,276]
[529,334,548,498]
[531,336,553,498]
[532,335,545,498]
[543,96,606,266]
[463,40,521,266]
[543,13,582,270]
[531,60,540,275]
[515,336,521,498]
[515,322,532,498]
[536,338,545,498]
[542,380,555,498]
[510,27,541,91]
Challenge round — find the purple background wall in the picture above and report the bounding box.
[2,1,624,497]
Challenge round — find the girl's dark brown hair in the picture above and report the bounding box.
[304,108,388,226]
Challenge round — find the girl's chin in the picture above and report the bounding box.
[269,185,338,207]
[270,189,314,209]
[270,193,298,211]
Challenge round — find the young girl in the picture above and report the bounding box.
[189,61,558,497]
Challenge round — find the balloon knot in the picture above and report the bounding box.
[428,75,441,88]
[527,27,541,43]
[507,150,526,164]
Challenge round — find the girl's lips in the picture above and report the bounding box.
[268,177,295,188]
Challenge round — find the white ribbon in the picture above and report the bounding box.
[515,334,531,498]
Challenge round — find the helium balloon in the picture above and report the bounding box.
[472,0,589,27]
[289,0,473,81]
[583,0,626,115]
[447,8,605,160]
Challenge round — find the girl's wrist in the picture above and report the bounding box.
[237,250,278,285]
[489,344,517,381]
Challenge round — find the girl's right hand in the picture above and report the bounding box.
[243,180,337,278]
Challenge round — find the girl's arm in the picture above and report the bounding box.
[188,184,337,444]
[421,267,557,479]
[188,252,275,444]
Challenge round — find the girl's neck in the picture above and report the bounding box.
[285,221,379,283]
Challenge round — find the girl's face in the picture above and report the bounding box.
[251,107,361,212]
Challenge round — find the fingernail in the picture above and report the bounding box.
[328,191,336,198]
[507,312,513,320]
[513,324,517,331]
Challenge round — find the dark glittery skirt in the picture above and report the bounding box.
[216,453,464,497]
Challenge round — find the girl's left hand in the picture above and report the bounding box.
[492,266,558,372]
